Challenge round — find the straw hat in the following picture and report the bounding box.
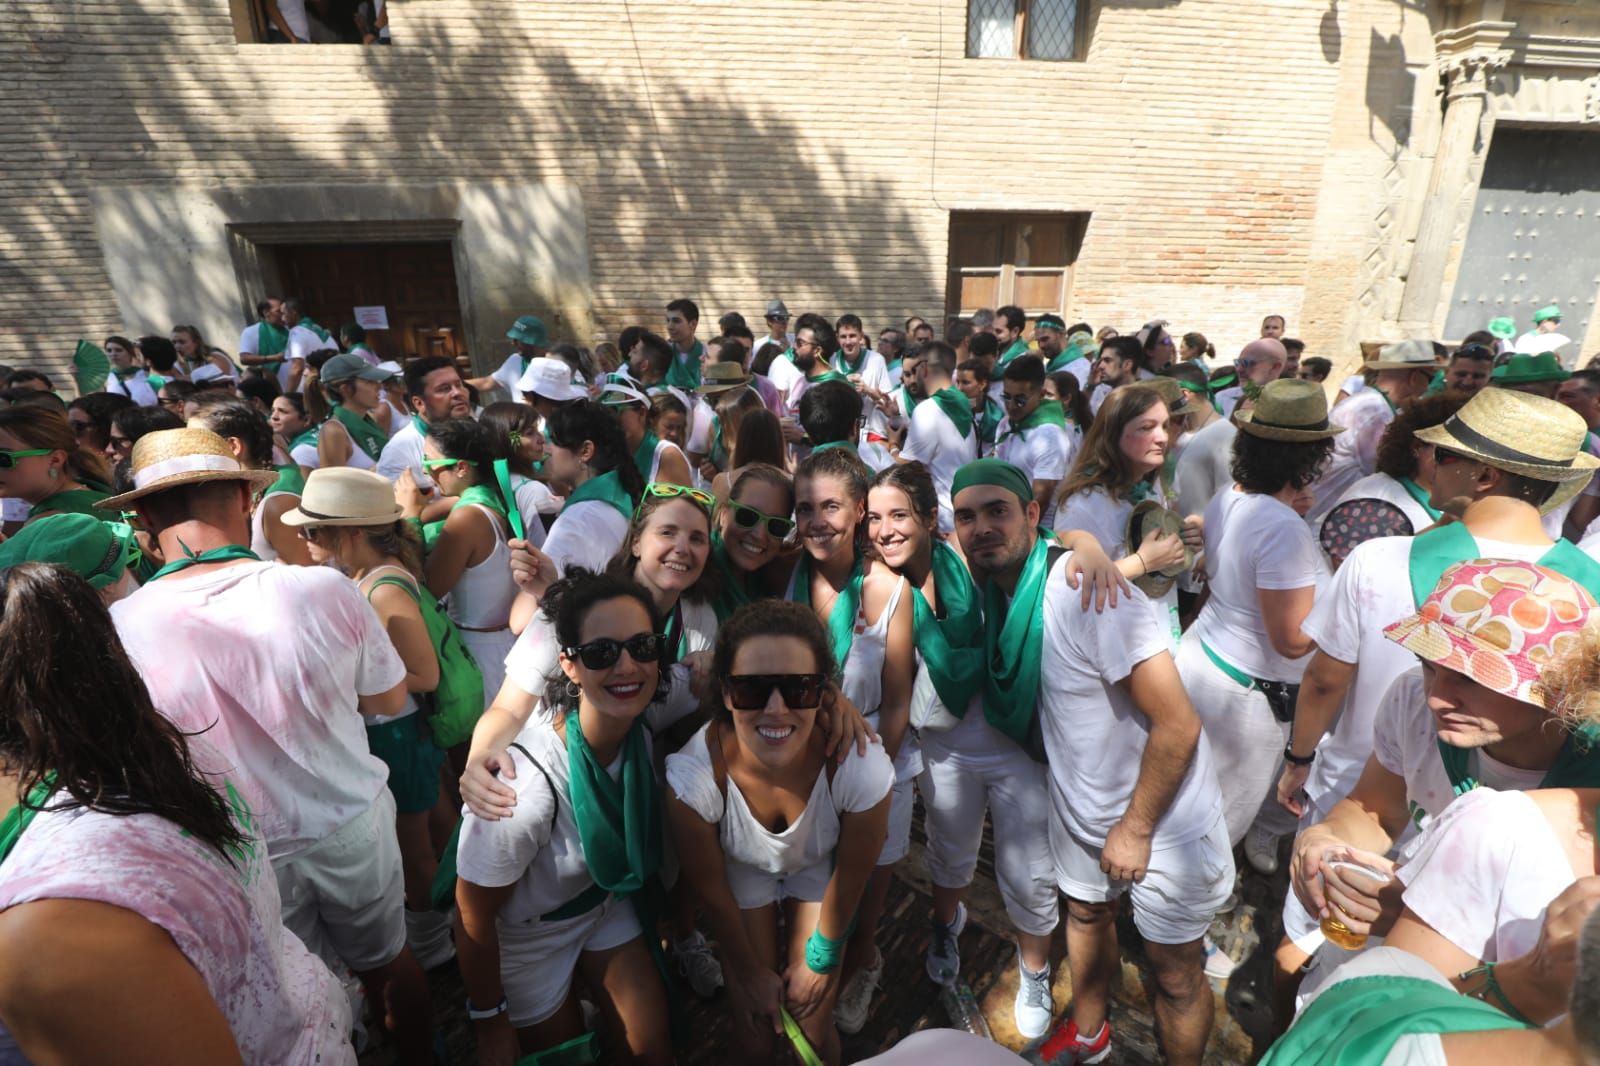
[1412,387,1599,515]
[1383,559,1596,710]
[700,361,753,394]
[1233,379,1345,441]
[1126,499,1192,598]
[1365,338,1441,371]
[102,428,278,509]
[280,467,405,527]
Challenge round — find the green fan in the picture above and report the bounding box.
[72,340,110,393]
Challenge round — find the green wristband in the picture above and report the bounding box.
[804,927,844,974]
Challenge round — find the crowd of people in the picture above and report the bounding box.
[1,292,1599,1066]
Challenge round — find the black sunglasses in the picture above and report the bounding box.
[725,673,826,711]
[730,501,795,539]
[1001,392,1033,408]
[563,632,667,670]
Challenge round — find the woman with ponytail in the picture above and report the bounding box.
[479,402,553,546]
[0,404,115,524]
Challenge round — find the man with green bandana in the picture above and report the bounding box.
[237,297,289,382]
[951,458,1230,1066]
[664,297,706,392]
[993,305,1031,370]
[831,313,893,443]
[468,314,548,399]
[994,355,1074,523]
[896,341,978,532]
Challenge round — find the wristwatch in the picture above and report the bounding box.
[1283,743,1315,767]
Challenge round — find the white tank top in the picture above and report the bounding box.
[250,489,294,562]
[324,421,377,471]
[446,503,516,629]
[650,438,688,483]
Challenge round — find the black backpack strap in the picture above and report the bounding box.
[508,740,559,828]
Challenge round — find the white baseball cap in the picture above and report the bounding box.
[517,356,588,402]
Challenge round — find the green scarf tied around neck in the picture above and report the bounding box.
[632,431,660,482]
[560,469,635,520]
[331,403,389,462]
[665,342,703,391]
[1001,399,1068,441]
[792,554,865,671]
[976,397,1005,448]
[709,530,759,621]
[833,348,869,377]
[563,708,662,895]
[928,387,974,439]
[912,540,986,716]
[980,531,1055,747]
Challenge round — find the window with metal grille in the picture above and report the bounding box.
[965,0,1085,61]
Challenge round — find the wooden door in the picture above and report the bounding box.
[946,212,1088,327]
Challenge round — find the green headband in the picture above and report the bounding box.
[1176,378,1210,397]
[951,458,1033,507]
[1035,317,1066,332]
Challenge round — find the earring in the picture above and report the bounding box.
[565,680,581,700]
[47,468,58,480]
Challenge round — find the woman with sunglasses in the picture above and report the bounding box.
[454,569,677,1066]
[67,393,132,456]
[400,417,519,716]
[106,405,182,486]
[709,462,797,620]
[668,601,894,1065]
[0,404,116,525]
[785,446,913,1034]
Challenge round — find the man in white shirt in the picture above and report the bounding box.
[897,340,978,532]
[1260,313,1287,340]
[1305,339,1439,525]
[1212,337,1288,418]
[106,426,434,1059]
[467,314,547,400]
[237,297,290,381]
[757,298,793,359]
[377,354,472,487]
[831,313,892,442]
[1514,303,1574,364]
[994,354,1075,523]
[951,459,1230,1065]
[275,300,327,394]
[1089,336,1143,415]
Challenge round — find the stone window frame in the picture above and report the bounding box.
[965,0,1089,63]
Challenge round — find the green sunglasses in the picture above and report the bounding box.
[422,457,473,471]
[643,482,716,511]
[730,500,795,539]
[0,448,53,469]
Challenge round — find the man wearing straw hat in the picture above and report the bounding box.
[1305,339,1441,526]
[104,427,436,1061]
[1269,387,1600,1015]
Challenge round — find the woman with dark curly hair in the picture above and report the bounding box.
[1176,379,1342,866]
[1319,391,1468,536]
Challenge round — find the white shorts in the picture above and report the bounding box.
[878,778,913,866]
[274,789,407,973]
[500,893,642,1027]
[1051,811,1234,945]
[729,856,833,910]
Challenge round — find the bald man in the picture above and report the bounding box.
[1212,338,1288,418]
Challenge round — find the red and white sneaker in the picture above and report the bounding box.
[1034,1017,1111,1065]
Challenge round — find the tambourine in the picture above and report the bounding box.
[1126,499,1194,598]
[1319,497,1414,567]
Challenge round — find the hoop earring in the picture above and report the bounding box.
[565,680,581,700]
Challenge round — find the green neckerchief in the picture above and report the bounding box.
[0,775,56,870]
[146,373,168,390]
[709,530,759,621]
[792,554,866,672]
[1259,973,1528,1066]
[979,532,1054,746]
[1438,722,1600,794]
[1396,476,1442,521]
[808,440,858,456]
[886,357,902,377]
[564,707,661,894]
[665,341,703,391]
[632,431,660,482]
[490,459,526,541]
[411,414,430,438]
[833,348,869,377]
[298,317,332,343]
[149,543,260,581]
[892,385,922,416]
[710,417,727,470]
[290,424,322,453]
[997,338,1029,367]
[807,369,853,387]
[267,463,306,498]
[26,484,113,520]
[1001,399,1068,441]
[1424,369,1447,396]
[456,482,508,521]
[662,600,689,663]
[1047,344,1088,373]
[331,403,389,461]
[254,321,288,372]
[927,387,973,439]
[1376,386,1398,415]
[560,469,634,520]
[976,396,1004,447]
[910,540,986,715]
[1407,521,1600,606]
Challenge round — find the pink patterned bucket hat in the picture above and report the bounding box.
[1383,559,1597,709]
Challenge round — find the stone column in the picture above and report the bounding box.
[1397,49,1509,337]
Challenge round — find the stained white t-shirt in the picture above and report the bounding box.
[996,419,1075,526]
[1193,487,1328,682]
[541,500,630,579]
[900,395,979,533]
[1039,554,1222,848]
[1307,389,1394,525]
[111,562,406,857]
[1398,788,1576,966]
[1174,417,1237,520]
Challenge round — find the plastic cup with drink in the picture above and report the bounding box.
[1318,847,1394,950]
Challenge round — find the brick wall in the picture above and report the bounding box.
[0,0,1450,383]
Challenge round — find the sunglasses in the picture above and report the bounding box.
[1433,447,1479,467]
[644,482,716,510]
[0,448,53,469]
[1001,392,1033,408]
[422,457,471,471]
[563,632,667,670]
[296,525,325,542]
[730,500,795,539]
[726,673,826,711]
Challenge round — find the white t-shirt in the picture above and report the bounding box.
[1307,389,1394,525]
[490,353,526,399]
[111,563,405,857]
[376,416,427,486]
[1322,472,1434,538]
[1174,417,1237,519]
[833,349,893,440]
[1398,787,1575,965]
[997,419,1075,527]
[509,475,552,548]
[1054,485,1179,640]
[1039,554,1223,849]
[105,370,159,407]
[1303,534,1551,811]
[282,324,324,391]
[766,352,804,404]
[1193,488,1328,682]
[274,0,311,39]
[1214,384,1245,418]
[238,321,267,355]
[1292,947,1454,1066]
[541,500,630,579]
[900,394,979,533]
[1514,330,1572,357]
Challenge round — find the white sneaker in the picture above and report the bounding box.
[834,949,883,1035]
[926,901,967,985]
[1013,951,1053,1040]
[671,931,725,998]
[1245,823,1281,876]
[1203,935,1237,979]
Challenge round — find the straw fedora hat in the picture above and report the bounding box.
[1233,379,1345,442]
[700,361,752,394]
[1365,338,1441,371]
[280,467,405,527]
[1413,387,1599,515]
[102,427,278,509]
[1126,499,1193,598]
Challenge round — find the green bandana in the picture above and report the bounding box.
[1259,974,1527,1066]
[979,532,1054,746]
[411,414,430,438]
[332,404,389,462]
[1407,522,1600,607]
[1001,399,1068,441]
[1438,723,1600,795]
[808,440,858,455]
[290,425,322,454]
[1396,477,1442,522]
[910,540,986,715]
[1047,344,1088,373]
[665,341,704,391]
[26,484,114,521]
[997,338,1030,367]
[709,530,760,621]
[564,708,661,894]
[833,348,869,377]
[561,469,634,520]
[456,482,509,521]
[490,459,526,541]
[793,554,865,672]
[951,458,1033,505]
[807,369,853,387]
[928,387,974,439]
[632,431,661,482]
[149,542,260,581]
[976,397,1004,447]
[0,775,56,870]
[267,463,306,498]
[892,385,921,416]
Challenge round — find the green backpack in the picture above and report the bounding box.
[367,574,485,750]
